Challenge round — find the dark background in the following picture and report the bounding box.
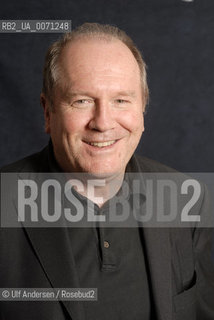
[0,0,213,172]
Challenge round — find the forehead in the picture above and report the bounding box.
[57,37,141,91]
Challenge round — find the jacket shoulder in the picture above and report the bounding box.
[134,155,178,173]
[0,146,49,173]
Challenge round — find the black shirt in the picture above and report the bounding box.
[68,225,151,320]
[48,141,153,320]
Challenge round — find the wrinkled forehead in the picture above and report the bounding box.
[57,37,141,88]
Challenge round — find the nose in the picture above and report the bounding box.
[88,100,116,132]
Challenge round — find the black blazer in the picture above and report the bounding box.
[0,145,214,320]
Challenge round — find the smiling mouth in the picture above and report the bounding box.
[85,140,117,148]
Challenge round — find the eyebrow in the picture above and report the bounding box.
[64,90,137,100]
[64,92,94,100]
[114,91,137,98]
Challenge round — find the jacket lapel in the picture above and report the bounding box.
[142,227,173,320]
[24,227,85,320]
[14,171,84,319]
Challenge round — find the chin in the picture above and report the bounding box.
[81,164,121,179]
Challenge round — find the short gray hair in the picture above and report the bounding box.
[42,22,149,110]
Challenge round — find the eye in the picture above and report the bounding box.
[114,99,130,107]
[76,99,89,104]
[116,99,127,104]
[72,99,94,108]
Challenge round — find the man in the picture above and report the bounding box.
[0,23,214,320]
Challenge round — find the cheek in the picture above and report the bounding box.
[118,111,144,133]
[56,112,89,135]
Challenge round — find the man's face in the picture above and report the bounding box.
[43,38,145,176]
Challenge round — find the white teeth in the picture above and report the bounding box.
[88,140,116,147]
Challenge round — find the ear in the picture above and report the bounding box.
[142,112,145,133]
[40,93,51,134]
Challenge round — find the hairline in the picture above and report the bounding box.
[42,25,149,111]
[54,36,142,99]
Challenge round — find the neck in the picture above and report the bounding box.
[67,171,125,207]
